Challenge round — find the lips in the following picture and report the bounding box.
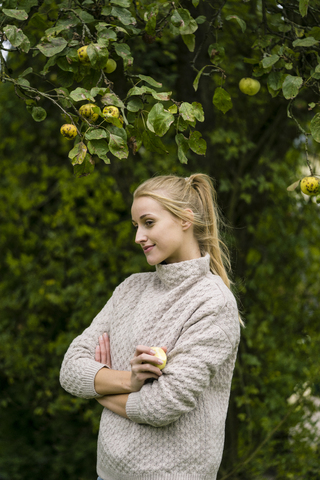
[143,245,155,253]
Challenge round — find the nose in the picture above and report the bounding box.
[135,226,147,244]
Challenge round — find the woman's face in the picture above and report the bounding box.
[131,195,196,265]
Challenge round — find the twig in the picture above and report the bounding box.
[191,0,227,68]
[62,8,96,43]
[261,0,267,36]
[304,137,313,176]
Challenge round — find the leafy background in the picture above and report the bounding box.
[1,1,320,479]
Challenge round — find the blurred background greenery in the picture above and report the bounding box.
[1,1,320,479]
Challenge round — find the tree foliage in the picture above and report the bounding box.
[0,0,320,186]
[1,1,320,480]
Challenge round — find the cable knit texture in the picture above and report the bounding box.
[60,254,240,480]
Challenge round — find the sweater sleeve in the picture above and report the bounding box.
[59,295,113,399]
[126,296,239,427]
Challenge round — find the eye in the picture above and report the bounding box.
[132,223,138,229]
[145,220,154,227]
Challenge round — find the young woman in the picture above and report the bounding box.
[60,173,241,480]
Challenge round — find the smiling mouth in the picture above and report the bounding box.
[143,245,155,253]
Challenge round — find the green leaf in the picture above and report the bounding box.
[152,91,172,101]
[68,142,87,165]
[107,125,127,142]
[193,66,207,92]
[175,134,189,164]
[31,107,47,122]
[3,9,28,20]
[192,0,199,6]
[127,86,149,96]
[37,37,67,57]
[310,113,320,143]
[138,75,162,88]
[147,103,174,137]
[73,154,95,177]
[17,77,30,87]
[114,43,133,69]
[306,27,320,41]
[111,6,136,25]
[252,37,273,49]
[57,70,74,88]
[127,98,143,112]
[168,105,178,114]
[90,87,109,97]
[56,56,77,73]
[171,8,198,35]
[182,34,195,52]
[292,37,318,47]
[127,85,171,101]
[195,16,206,24]
[101,93,124,108]
[189,131,206,155]
[109,133,129,159]
[74,8,95,23]
[3,25,30,52]
[261,55,279,68]
[70,88,95,102]
[87,139,109,157]
[226,15,246,33]
[267,71,285,91]
[111,0,131,7]
[243,57,260,65]
[142,131,169,154]
[282,75,303,99]
[212,87,233,114]
[97,26,118,41]
[85,128,108,140]
[179,103,195,122]
[208,44,225,65]
[87,43,109,68]
[20,67,33,78]
[299,0,309,17]
[144,6,158,35]
[192,102,204,122]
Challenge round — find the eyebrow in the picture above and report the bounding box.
[132,213,153,223]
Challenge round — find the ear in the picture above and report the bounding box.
[181,209,194,231]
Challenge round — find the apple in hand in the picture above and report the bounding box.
[149,347,167,370]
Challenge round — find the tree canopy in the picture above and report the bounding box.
[1,1,320,480]
[1,0,320,191]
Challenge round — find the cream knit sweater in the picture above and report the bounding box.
[60,254,240,480]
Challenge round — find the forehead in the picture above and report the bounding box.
[131,196,166,219]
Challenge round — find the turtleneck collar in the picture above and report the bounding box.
[155,253,210,289]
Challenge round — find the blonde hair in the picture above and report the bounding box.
[134,174,244,326]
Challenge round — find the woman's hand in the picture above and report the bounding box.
[130,345,167,392]
[95,332,112,368]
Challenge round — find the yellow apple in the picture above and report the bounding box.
[79,103,99,123]
[60,124,77,140]
[300,176,320,196]
[149,347,167,370]
[77,46,90,64]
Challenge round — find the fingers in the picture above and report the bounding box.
[161,346,167,353]
[104,332,112,368]
[98,334,107,364]
[130,351,164,377]
[95,333,111,367]
[134,345,157,358]
[95,345,101,362]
